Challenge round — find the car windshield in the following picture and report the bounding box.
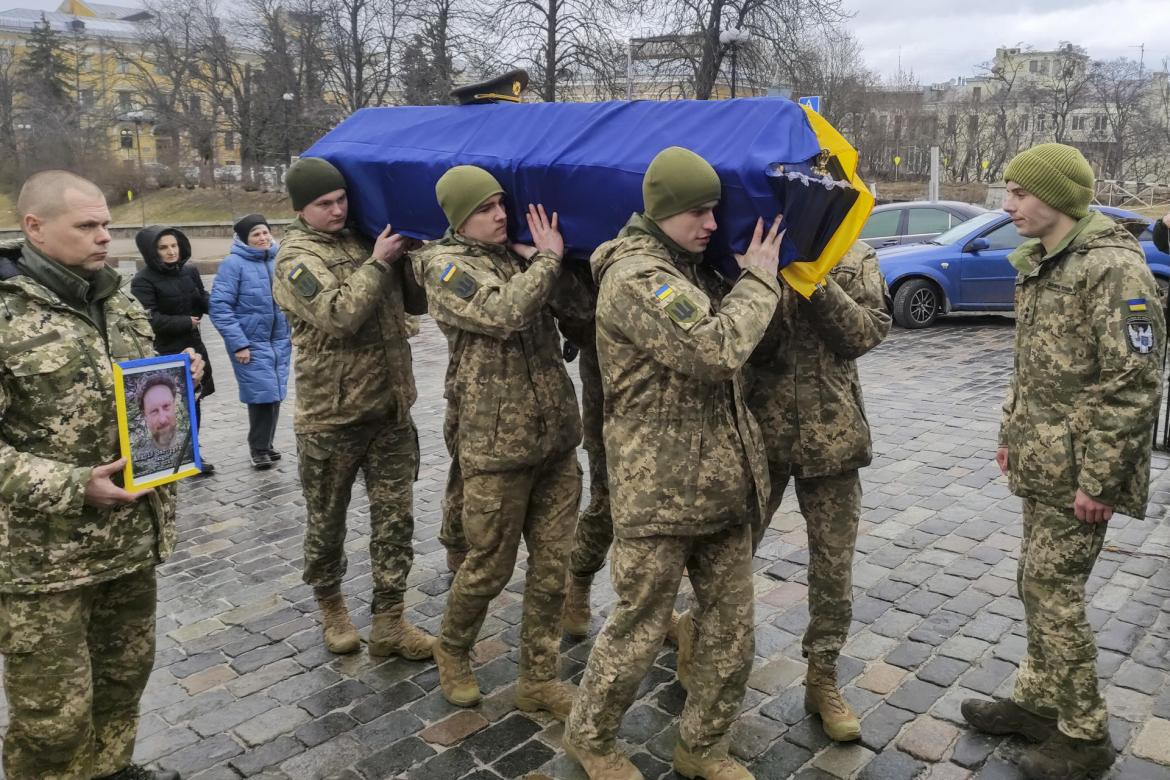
[927,211,1003,245]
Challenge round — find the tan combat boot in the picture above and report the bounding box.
[804,662,861,742]
[516,677,578,721]
[563,574,593,638]
[433,641,482,707]
[368,603,436,659]
[563,736,645,780]
[317,592,360,654]
[446,548,466,573]
[673,743,753,780]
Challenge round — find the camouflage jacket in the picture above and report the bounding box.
[747,242,891,477]
[1000,211,1164,518]
[0,242,176,594]
[592,214,779,538]
[413,232,581,474]
[273,218,424,433]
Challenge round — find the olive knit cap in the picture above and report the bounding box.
[1004,143,1094,219]
[287,157,347,210]
[643,146,721,221]
[435,165,504,231]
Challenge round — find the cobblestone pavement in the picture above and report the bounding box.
[4,311,1170,780]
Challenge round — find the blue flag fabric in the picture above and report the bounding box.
[303,97,825,271]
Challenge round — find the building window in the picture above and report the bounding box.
[80,88,95,109]
[1029,60,1038,73]
[222,98,234,115]
[117,90,133,111]
[224,131,235,150]
[117,57,131,74]
[1072,115,1086,131]
[1035,115,1046,131]
[972,86,981,104]
[188,96,201,116]
[1020,117,1029,132]
[1093,115,1107,132]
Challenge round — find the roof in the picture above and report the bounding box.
[57,0,150,19]
[0,7,142,38]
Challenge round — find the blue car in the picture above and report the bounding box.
[878,205,1170,328]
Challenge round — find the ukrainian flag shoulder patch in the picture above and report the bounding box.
[439,260,478,299]
[1127,298,1148,312]
[652,279,702,331]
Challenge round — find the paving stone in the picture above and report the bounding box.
[133,725,202,764]
[758,684,808,726]
[229,736,304,777]
[299,679,373,717]
[353,710,424,749]
[749,740,814,780]
[1131,717,1170,765]
[1111,755,1170,780]
[461,713,543,762]
[810,743,875,778]
[858,662,908,695]
[492,740,555,776]
[352,736,436,779]
[190,695,277,738]
[418,709,490,746]
[888,679,947,714]
[294,711,359,748]
[960,659,1016,696]
[234,704,312,746]
[856,749,925,780]
[950,732,999,769]
[349,680,425,723]
[618,704,674,743]
[279,733,366,778]
[158,733,244,776]
[916,656,971,687]
[748,656,806,692]
[406,745,479,780]
[884,641,933,670]
[728,713,785,760]
[896,715,959,762]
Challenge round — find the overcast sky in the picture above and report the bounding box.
[9,0,1170,86]
[848,0,1170,83]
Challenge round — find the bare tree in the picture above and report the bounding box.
[478,0,625,102]
[1091,57,1149,179]
[638,0,846,100]
[1027,43,1091,143]
[319,0,407,111]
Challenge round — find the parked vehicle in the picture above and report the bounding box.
[859,200,987,248]
[878,205,1170,328]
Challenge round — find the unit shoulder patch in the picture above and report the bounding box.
[652,281,702,331]
[288,262,321,299]
[439,261,479,300]
[1125,315,1156,355]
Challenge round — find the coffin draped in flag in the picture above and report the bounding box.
[303,97,873,276]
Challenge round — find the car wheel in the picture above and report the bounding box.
[892,279,941,329]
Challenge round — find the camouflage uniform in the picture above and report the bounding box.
[566,214,779,755]
[746,241,891,664]
[413,231,582,681]
[0,242,175,779]
[273,217,425,613]
[1000,211,1164,741]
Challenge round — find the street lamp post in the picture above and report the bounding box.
[282,92,294,165]
[118,109,154,226]
[719,29,751,98]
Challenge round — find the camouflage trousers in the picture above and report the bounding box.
[568,344,612,578]
[0,567,156,780]
[439,452,582,680]
[439,403,467,554]
[1010,498,1109,741]
[297,416,419,612]
[566,524,755,753]
[758,466,861,665]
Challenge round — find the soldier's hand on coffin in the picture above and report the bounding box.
[525,204,564,259]
[84,457,152,508]
[735,216,784,276]
[373,224,409,264]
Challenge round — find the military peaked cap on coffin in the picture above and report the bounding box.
[303,98,873,279]
[450,69,529,105]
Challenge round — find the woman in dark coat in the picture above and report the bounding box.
[131,225,216,475]
[209,214,292,469]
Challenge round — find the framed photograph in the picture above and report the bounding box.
[113,354,202,490]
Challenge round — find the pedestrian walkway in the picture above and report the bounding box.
[2,312,1168,780]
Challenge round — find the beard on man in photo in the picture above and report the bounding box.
[139,373,180,448]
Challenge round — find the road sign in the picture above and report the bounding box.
[893,155,902,166]
[798,95,821,113]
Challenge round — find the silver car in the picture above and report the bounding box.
[859,201,987,249]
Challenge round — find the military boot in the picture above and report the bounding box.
[1019,731,1116,780]
[563,736,645,780]
[317,592,360,654]
[446,548,466,573]
[99,765,181,780]
[368,603,436,659]
[804,661,861,742]
[673,743,753,780]
[960,698,1058,743]
[516,677,579,721]
[671,610,695,691]
[433,641,482,706]
[563,574,592,638]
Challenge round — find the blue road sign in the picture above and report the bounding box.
[798,95,821,113]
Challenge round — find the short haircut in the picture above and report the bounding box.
[17,170,105,220]
[138,373,177,413]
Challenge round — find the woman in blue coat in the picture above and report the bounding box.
[210,214,292,469]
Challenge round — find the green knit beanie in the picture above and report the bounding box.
[1004,143,1094,219]
[287,157,347,210]
[435,166,505,232]
[643,146,721,221]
